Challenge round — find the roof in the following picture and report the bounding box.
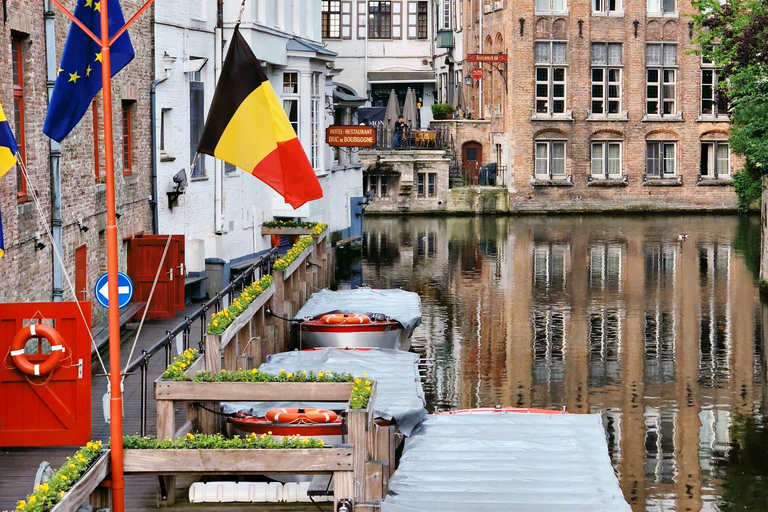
[382,413,632,512]
[286,37,337,56]
[368,71,436,84]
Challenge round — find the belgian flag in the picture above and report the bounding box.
[198,26,323,209]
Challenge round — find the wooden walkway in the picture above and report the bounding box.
[0,305,205,511]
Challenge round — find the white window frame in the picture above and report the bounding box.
[282,72,299,135]
[646,43,677,118]
[310,73,321,170]
[647,0,676,15]
[700,141,730,179]
[590,43,622,116]
[593,0,622,14]
[441,0,452,30]
[160,108,173,159]
[646,141,676,179]
[534,140,567,179]
[535,41,567,116]
[536,0,567,14]
[322,0,342,38]
[591,141,622,179]
[700,62,728,119]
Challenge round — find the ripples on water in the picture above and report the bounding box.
[353,215,768,512]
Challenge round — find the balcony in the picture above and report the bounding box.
[437,30,454,48]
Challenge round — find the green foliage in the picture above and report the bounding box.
[207,275,274,335]
[273,236,313,271]
[717,414,768,511]
[12,441,103,512]
[188,368,355,383]
[123,432,325,450]
[732,168,762,213]
[263,220,323,229]
[349,377,373,409]
[431,103,455,116]
[732,214,761,279]
[162,348,200,380]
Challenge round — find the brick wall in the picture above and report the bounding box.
[0,2,153,325]
[457,0,741,212]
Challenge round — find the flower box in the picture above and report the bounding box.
[261,227,314,235]
[154,380,355,402]
[122,448,353,474]
[49,450,110,512]
[214,283,274,350]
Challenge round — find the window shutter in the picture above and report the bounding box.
[392,1,403,39]
[342,2,353,39]
[407,1,418,39]
[357,1,367,39]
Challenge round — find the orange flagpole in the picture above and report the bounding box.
[98,0,126,511]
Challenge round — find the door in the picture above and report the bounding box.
[0,302,92,446]
[462,142,482,185]
[127,234,185,318]
[75,244,87,302]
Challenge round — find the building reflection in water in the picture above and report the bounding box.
[360,215,764,512]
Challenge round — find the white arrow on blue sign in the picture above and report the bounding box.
[94,271,134,309]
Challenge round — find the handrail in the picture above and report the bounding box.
[128,246,279,435]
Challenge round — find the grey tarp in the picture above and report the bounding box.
[293,289,422,337]
[257,348,427,435]
[382,413,632,512]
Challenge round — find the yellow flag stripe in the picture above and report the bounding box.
[213,82,297,171]
[0,146,16,179]
[0,105,6,123]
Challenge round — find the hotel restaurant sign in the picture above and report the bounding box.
[326,125,377,147]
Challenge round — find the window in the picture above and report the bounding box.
[417,2,428,39]
[646,43,677,117]
[92,100,101,183]
[310,73,321,169]
[417,172,437,197]
[322,1,341,38]
[283,72,299,135]
[160,108,173,159]
[701,65,728,117]
[441,0,451,30]
[369,1,392,39]
[700,142,730,179]
[594,0,621,14]
[536,0,566,14]
[189,73,205,177]
[534,140,567,179]
[366,174,388,197]
[535,41,567,115]
[121,101,133,177]
[646,142,676,178]
[12,36,27,202]
[591,141,622,179]
[591,43,622,115]
[647,0,676,14]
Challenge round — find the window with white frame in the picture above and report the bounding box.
[594,0,621,14]
[647,0,676,14]
[369,1,392,38]
[310,73,321,169]
[591,141,622,179]
[701,55,728,117]
[646,43,677,117]
[282,72,299,135]
[591,43,622,115]
[536,0,566,13]
[441,0,451,30]
[535,41,567,115]
[535,140,567,179]
[322,1,342,38]
[700,141,730,179]
[160,108,173,158]
[646,141,676,178]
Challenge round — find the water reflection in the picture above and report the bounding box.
[359,215,766,512]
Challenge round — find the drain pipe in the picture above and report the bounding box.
[214,0,224,233]
[44,0,63,301]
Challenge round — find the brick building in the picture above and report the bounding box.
[0,1,153,321]
[452,0,740,211]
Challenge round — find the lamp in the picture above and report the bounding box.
[77,218,89,233]
[161,51,177,77]
[167,169,188,210]
[464,75,472,86]
[34,232,46,251]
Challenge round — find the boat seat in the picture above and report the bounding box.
[307,474,334,497]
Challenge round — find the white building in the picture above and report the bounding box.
[322,1,438,128]
[154,0,363,291]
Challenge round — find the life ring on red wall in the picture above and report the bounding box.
[265,408,338,424]
[10,324,66,377]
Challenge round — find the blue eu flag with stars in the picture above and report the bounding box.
[44,0,134,142]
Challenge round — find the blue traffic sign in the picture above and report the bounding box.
[94,271,134,309]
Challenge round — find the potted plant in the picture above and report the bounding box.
[431,103,456,120]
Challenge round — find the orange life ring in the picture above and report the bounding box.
[265,408,338,424]
[320,313,371,325]
[10,324,66,377]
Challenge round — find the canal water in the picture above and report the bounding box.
[354,215,768,512]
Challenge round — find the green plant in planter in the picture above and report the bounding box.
[123,432,326,449]
[431,103,456,116]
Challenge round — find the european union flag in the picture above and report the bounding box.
[43,0,134,142]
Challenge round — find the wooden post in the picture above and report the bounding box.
[272,269,287,347]
[334,471,354,510]
[204,334,222,374]
[347,409,368,504]
[157,476,176,507]
[156,400,175,441]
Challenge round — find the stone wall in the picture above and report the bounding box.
[0,2,153,324]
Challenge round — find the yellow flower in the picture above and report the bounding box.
[287,373,293,378]
[69,464,76,469]
[16,501,26,509]
[318,439,324,447]
[27,497,35,504]
[354,379,361,385]
[362,373,367,377]
[41,483,49,492]
[251,368,258,374]
[59,491,65,498]
[318,371,324,378]
[267,431,273,435]
[186,433,194,440]
[302,371,307,377]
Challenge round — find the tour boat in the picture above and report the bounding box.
[440,406,565,415]
[293,288,422,351]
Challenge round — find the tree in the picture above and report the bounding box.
[691,0,768,211]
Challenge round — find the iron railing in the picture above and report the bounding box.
[449,164,507,188]
[125,247,279,436]
[369,124,453,151]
